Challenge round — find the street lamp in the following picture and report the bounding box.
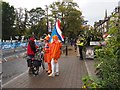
[10,36,12,44]
[45,5,49,32]
[118,1,120,19]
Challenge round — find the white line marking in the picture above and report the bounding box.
[84,60,92,77]
[3,52,25,62]
[3,58,7,62]
[4,55,17,59]
[2,70,28,88]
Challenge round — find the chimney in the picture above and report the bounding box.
[104,9,107,20]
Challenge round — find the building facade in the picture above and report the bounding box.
[94,4,120,35]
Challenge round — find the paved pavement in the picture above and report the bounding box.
[2,45,96,88]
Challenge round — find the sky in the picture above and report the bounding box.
[3,0,120,26]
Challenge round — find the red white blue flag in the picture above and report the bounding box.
[49,20,64,43]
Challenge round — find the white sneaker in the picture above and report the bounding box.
[48,73,55,77]
[55,72,59,76]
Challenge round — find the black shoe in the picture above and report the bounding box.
[80,58,83,60]
[28,68,32,74]
[46,70,48,72]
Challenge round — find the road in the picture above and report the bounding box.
[2,47,28,85]
[0,63,2,89]
[2,47,26,57]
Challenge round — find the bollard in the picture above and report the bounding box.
[66,45,68,56]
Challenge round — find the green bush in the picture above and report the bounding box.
[94,45,102,50]
[95,15,120,88]
[82,75,102,88]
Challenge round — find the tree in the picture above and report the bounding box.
[14,8,29,36]
[49,1,84,39]
[13,7,47,39]
[28,7,46,38]
[0,2,2,40]
[28,7,45,26]
[2,1,15,40]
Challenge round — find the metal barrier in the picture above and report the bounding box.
[0,42,27,50]
[62,45,68,56]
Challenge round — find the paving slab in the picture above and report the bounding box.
[2,45,96,88]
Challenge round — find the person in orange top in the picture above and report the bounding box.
[48,35,62,77]
[43,35,52,75]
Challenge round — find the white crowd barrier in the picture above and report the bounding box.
[0,42,27,50]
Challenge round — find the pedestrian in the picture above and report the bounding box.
[74,38,77,52]
[48,35,62,77]
[27,37,38,73]
[76,38,80,56]
[43,35,51,75]
[78,36,84,60]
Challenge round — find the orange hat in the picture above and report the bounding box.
[52,35,58,40]
[44,36,50,41]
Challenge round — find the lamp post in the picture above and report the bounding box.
[52,8,58,24]
[10,36,12,44]
[45,5,49,33]
[118,1,120,22]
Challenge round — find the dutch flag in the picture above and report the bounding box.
[49,19,64,43]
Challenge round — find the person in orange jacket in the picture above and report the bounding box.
[43,35,52,75]
[48,35,62,77]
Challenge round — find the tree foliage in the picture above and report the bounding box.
[14,8,28,36]
[2,1,15,40]
[2,1,85,40]
[14,7,47,39]
[0,2,2,39]
[28,7,46,38]
[49,2,84,39]
[28,7,45,26]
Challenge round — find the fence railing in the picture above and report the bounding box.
[0,42,27,50]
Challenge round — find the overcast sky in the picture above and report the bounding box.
[3,0,120,26]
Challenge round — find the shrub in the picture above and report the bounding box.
[95,15,120,88]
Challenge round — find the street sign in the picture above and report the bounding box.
[90,41,100,46]
[62,0,73,2]
[86,46,94,59]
